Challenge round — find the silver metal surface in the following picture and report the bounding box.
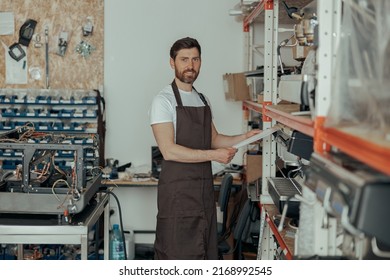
[0,175,100,214]
[45,26,49,89]
[0,139,100,215]
[0,194,109,260]
[268,177,302,201]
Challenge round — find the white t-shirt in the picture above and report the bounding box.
[149,84,212,139]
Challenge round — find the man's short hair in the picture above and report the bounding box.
[170,37,201,60]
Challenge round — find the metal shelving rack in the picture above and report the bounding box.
[242,0,290,260]
[240,0,390,260]
[313,0,390,176]
[241,0,338,260]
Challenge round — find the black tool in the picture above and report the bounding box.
[8,43,26,61]
[19,19,37,47]
[8,19,37,62]
[282,1,302,20]
[117,162,132,172]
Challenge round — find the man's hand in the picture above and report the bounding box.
[212,147,238,164]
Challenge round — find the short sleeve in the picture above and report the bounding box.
[149,94,174,125]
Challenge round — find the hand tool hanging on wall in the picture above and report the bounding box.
[56,31,69,56]
[45,26,49,89]
[19,19,37,47]
[8,19,37,62]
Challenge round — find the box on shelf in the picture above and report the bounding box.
[245,152,262,183]
[223,72,250,101]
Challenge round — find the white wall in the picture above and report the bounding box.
[104,0,246,169]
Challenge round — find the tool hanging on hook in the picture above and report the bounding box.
[45,26,49,89]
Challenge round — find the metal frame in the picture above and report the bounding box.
[0,142,92,192]
[315,0,341,117]
[261,0,278,204]
[0,142,101,215]
[0,193,109,260]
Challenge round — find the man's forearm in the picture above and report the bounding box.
[161,143,236,164]
[211,133,246,149]
[163,144,213,163]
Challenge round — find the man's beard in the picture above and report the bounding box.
[175,69,199,84]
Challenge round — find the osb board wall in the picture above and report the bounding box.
[0,0,103,89]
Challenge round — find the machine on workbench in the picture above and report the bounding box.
[0,124,102,221]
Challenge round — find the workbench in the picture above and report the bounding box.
[0,193,110,260]
[102,177,243,191]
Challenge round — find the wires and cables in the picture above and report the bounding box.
[98,187,127,260]
[51,179,73,210]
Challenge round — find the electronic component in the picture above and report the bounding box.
[287,130,313,160]
[268,177,302,220]
[306,153,390,247]
[0,127,101,216]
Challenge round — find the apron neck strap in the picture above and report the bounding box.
[171,80,183,107]
[171,79,208,106]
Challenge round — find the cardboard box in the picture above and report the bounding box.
[245,153,262,183]
[223,72,250,101]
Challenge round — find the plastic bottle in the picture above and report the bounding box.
[109,224,125,260]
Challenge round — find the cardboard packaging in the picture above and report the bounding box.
[223,72,250,101]
[245,153,262,183]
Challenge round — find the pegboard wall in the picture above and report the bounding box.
[0,0,103,90]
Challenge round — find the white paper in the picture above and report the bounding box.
[0,12,14,35]
[233,125,281,148]
[211,161,226,175]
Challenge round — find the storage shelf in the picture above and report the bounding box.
[242,0,313,27]
[1,114,97,119]
[322,126,390,175]
[0,89,101,169]
[243,100,262,112]
[243,0,265,29]
[243,101,314,137]
[262,203,295,260]
[265,104,314,137]
[0,101,97,106]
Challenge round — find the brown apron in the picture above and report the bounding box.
[154,80,218,260]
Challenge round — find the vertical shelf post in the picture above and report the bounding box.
[314,0,341,153]
[261,0,278,204]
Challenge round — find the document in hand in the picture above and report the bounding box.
[233,125,281,149]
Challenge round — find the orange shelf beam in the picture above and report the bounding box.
[321,127,390,175]
[243,101,314,136]
[243,100,262,113]
[265,105,314,137]
[259,203,295,260]
[243,0,265,31]
[265,212,293,260]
